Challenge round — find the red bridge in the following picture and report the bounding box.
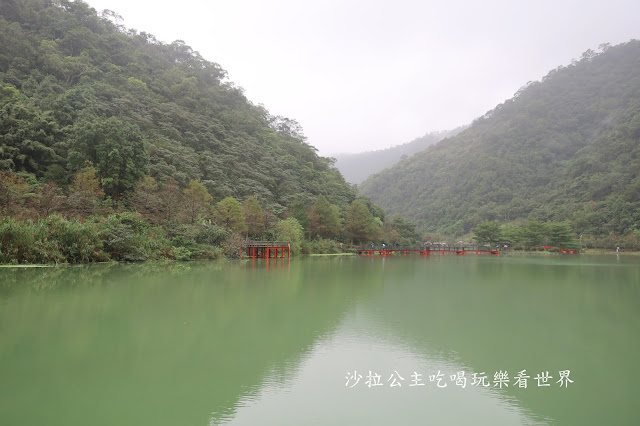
[357,245,500,256]
[244,241,291,259]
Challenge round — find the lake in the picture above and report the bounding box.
[1,254,638,425]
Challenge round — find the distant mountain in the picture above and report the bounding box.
[359,40,640,236]
[333,127,466,184]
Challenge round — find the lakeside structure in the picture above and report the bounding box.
[244,241,291,259]
[357,244,499,256]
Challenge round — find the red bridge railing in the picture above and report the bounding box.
[243,241,291,259]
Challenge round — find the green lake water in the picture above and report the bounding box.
[1,255,639,425]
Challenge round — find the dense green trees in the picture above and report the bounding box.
[0,0,432,263]
[360,40,640,242]
[180,180,212,224]
[215,197,247,234]
[308,195,341,239]
[334,126,466,184]
[67,166,104,217]
[471,220,578,249]
[243,196,264,238]
[1,167,425,263]
[0,0,356,213]
[68,117,148,198]
[344,200,380,244]
[0,0,398,263]
[471,221,502,246]
[275,218,304,255]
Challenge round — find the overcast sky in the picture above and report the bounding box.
[84,0,639,155]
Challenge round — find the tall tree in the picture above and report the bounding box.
[180,179,212,224]
[32,182,65,217]
[0,171,30,217]
[129,176,161,223]
[390,215,421,246]
[522,221,548,248]
[548,222,575,247]
[67,166,104,217]
[288,198,310,236]
[156,179,183,224]
[243,196,264,238]
[344,200,379,244]
[472,221,502,246]
[215,196,247,234]
[275,217,303,255]
[68,117,148,199]
[308,195,341,239]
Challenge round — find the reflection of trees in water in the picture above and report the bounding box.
[359,256,640,426]
[0,258,381,426]
[0,261,231,294]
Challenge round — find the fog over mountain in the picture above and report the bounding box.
[333,126,467,184]
[359,41,640,237]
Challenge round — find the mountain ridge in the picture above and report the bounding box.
[332,126,466,184]
[0,0,355,213]
[359,40,640,237]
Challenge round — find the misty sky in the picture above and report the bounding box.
[84,0,639,155]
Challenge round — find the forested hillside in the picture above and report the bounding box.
[0,0,425,263]
[0,0,353,211]
[359,40,640,240]
[333,126,465,184]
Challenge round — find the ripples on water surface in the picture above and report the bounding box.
[1,255,638,425]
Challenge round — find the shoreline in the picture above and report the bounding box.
[1,249,637,267]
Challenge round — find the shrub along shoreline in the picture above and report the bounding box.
[0,213,225,264]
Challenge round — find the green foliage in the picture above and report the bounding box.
[222,232,244,258]
[548,222,576,248]
[288,197,311,235]
[355,195,386,222]
[0,215,105,264]
[334,127,467,184]
[68,117,148,198]
[344,200,379,244]
[501,225,522,246]
[470,220,581,250]
[0,0,355,216]
[45,214,104,262]
[522,221,548,248]
[243,196,264,238]
[180,179,212,224]
[0,84,62,175]
[304,238,343,254]
[0,217,44,264]
[95,212,164,262]
[359,41,640,237]
[0,0,436,262]
[275,217,304,255]
[215,196,247,234]
[472,221,502,246]
[67,166,104,217]
[390,215,421,246]
[170,246,192,261]
[0,170,31,217]
[308,195,341,239]
[195,224,227,246]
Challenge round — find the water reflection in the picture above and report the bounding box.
[217,312,550,425]
[1,255,639,426]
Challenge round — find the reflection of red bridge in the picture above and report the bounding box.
[244,241,290,259]
[357,245,499,256]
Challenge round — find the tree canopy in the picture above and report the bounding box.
[360,41,640,238]
[0,0,356,212]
